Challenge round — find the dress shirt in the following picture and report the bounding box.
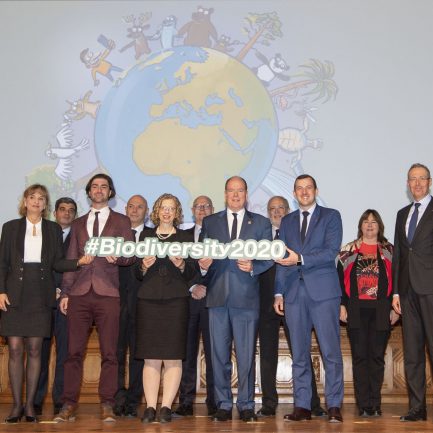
[272,225,279,240]
[132,223,144,242]
[405,194,432,236]
[227,208,245,239]
[24,218,42,263]
[298,203,317,234]
[62,226,71,242]
[86,206,110,237]
[194,224,202,243]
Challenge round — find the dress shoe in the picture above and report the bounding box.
[207,404,217,416]
[256,406,276,417]
[212,408,232,421]
[100,404,116,422]
[284,407,312,421]
[141,407,156,423]
[53,404,76,422]
[159,406,172,423]
[174,404,193,416]
[33,404,43,416]
[113,404,125,416]
[400,408,427,421]
[239,409,257,422]
[53,404,63,415]
[311,406,327,417]
[25,415,38,423]
[358,407,374,417]
[328,407,343,423]
[371,406,382,416]
[124,404,138,417]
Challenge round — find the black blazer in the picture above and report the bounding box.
[393,197,433,296]
[136,227,198,300]
[0,218,78,308]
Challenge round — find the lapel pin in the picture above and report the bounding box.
[248,220,252,224]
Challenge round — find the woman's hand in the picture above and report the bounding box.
[0,293,10,312]
[169,256,185,271]
[340,305,348,323]
[141,256,156,271]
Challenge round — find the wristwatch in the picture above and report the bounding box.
[296,253,302,266]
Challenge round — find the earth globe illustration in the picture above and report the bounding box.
[95,46,278,218]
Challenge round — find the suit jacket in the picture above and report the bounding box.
[54,231,71,290]
[61,209,134,297]
[200,209,273,309]
[275,204,342,303]
[0,218,78,308]
[393,197,433,295]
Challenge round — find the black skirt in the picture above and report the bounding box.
[135,297,189,359]
[1,263,52,337]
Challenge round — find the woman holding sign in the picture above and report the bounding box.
[135,193,197,423]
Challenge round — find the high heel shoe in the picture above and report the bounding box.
[5,407,24,423]
[25,415,38,422]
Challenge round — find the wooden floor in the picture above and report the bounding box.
[0,403,432,432]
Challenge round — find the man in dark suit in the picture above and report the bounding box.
[257,196,325,417]
[199,176,272,422]
[392,163,433,422]
[175,195,216,417]
[54,174,134,423]
[274,174,343,423]
[114,194,147,417]
[34,197,77,415]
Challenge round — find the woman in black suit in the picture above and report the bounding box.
[0,184,91,423]
[135,193,197,424]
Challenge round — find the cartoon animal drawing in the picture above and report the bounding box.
[148,15,179,50]
[65,91,100,121]
[278,102,322,168]
[120,13,152,59]
[254,52,290,86]
[80,35,123,86]
[46,124,89,180]
[177,6,218,47]
[214,34,241,53]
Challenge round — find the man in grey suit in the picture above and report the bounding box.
[199,176,272,422]
[392,163,433,422]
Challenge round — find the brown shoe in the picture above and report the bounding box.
[101,404,116,422]
[328,407,343,423]
[53,404,76,422]
[284,407,312,421]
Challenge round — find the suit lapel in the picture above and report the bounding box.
[100,209,112,236]
[219,211,230,243]
[302,205,321,247]
[17,217,26,259]
[239,210,253,239]
[41,219,50,262]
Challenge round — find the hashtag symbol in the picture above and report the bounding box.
[85,237,100,255]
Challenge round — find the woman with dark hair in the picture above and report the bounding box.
[135,193,197,423]
[338,209,399,417]
[0,184,92,423]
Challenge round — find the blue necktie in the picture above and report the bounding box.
[407,203,421,243]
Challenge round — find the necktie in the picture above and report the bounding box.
[407,203,421,243]
[93,211,100,237]
[132,229,137,242]
[230,213,238,241]
[300,211,309,243]
[274,228,280,240]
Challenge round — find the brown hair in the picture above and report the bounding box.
[150,193,183,227]
[357,209,388,244]
[18,184,50,218]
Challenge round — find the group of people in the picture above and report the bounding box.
[0,163,432,425]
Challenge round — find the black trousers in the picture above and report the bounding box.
[347,308,389,408]
[258,308,320,410]
[400,286,433,411]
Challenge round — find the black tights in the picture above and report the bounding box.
[7,336,43,417]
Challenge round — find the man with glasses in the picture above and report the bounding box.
[392,163,433,422]
[175,196,217,417]
[199,176,272,422]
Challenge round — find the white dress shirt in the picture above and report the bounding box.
[405,194,432,236]
[227,208,245,239]
[87,206,110,237]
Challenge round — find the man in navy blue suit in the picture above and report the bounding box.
[274,174,344,423]
[199,176,273,422]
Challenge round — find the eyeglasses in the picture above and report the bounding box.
[193,204,212,210]
[408,176,430,183]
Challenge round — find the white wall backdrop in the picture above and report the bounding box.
[1,0,432,243]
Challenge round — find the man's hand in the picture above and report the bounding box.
[340,305,348,323]
[191,284,207,300]
[392,295,401,315]
[198,257,213,271]
[275,247,298,266]
[237,259,252,273]
[0,293,10,312]
[78,254,94,266]
[390,309,400,325]
[273,295,284,316]
[60,297,69,315]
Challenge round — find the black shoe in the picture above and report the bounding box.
[53,404,63,415]
[371,406,382,416]
[174,404,193,416]
[207,404,217,416]
[25,415,38,423]
[33,404,43,416]
[124,404,138,417]
[311,406,327,417]
[5,409,24,424]
[359,407,374,417]
[256,406,275,417]
[141,407,156,423]
[113,404,125,416]
[239,409,257,422]
[159,406,172,423]
[212,408,232,421]
[328,407,343,423]
[400,408,427,422]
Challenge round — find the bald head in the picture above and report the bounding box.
[125,195,148,228]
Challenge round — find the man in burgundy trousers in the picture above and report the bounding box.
[54,174,134,422]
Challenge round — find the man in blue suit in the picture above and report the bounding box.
[199,176,273,422]
[274,174,344,423]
